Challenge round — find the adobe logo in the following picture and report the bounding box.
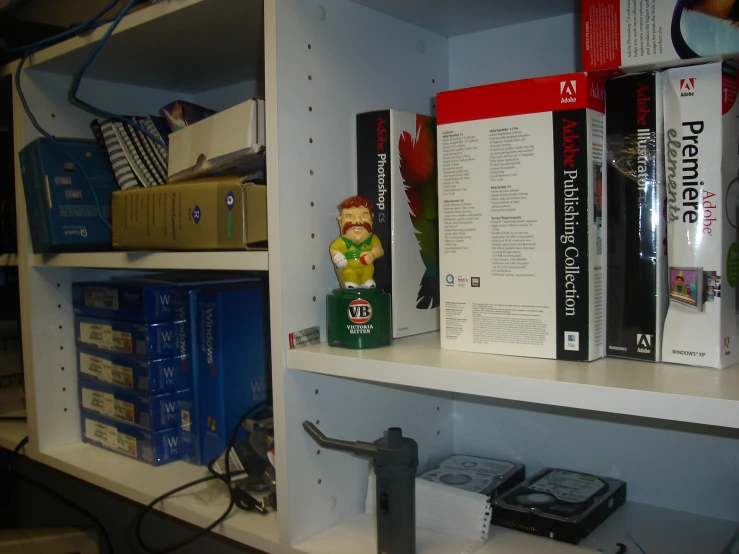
[560,80,577,95]
[560,80,577,104]
[680,78,695,97]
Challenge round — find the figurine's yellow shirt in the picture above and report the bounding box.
[330,235,381,261]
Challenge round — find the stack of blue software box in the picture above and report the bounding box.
[73,278,191,465]
[73,273,269,466]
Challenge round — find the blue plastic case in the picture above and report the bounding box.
[19,138,117,253]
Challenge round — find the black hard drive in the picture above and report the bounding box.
[491,467,626,543]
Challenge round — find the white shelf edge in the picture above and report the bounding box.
[33,442,294,554]
[31,251,269,271]
[293,503,738,554]
[287,333,739,428]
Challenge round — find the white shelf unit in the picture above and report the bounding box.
[6,1,739,554]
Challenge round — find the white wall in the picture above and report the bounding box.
[448,13,579,90]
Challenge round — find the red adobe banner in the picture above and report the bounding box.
[582,0,622,71]
[437,73,605,125]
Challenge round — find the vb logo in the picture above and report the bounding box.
[636,334,653,349]
[347,299,372,324]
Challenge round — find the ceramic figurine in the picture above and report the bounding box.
[326,195,391,349]
[329,195,384,288]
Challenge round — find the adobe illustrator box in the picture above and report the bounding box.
[605,71,667,362]
[437,73,605,361]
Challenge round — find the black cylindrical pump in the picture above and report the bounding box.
[302,421,418,554]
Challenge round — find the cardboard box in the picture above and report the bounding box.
[77,348,189,394]
[81,412,180,465]
[78,379,186,430]
[583,0,739,71]
[183,283,268,465]
[111,177,267,251]
[18,138,117,253]
[74,315,186,359]
[356,110,440,338]
[661,62,739,368]
[167,98,265,182]
[605,72,668,361]
[437,73,605,361]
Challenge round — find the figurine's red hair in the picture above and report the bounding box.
[339,196,373,212]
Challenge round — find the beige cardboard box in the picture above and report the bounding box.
[167,98,265,182]
[112,177,267,251]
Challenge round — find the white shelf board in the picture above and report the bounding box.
[287,332,739,428]
[33,442,293,554]
[348,0,576,37]
[32,250,268,271]
[0,253,17,266]
[20,0,262,93]
[294,503,737,554]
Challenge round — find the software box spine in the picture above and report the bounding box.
[77,348,188,394]
[81,412,180,466]
[661,61,739,368]
[74,315,185,359]
[78,380,185,431]
[357,110,440,338]
[72,279,184,322]
[605,71,667,361]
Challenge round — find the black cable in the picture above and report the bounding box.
[11,435,27,457]
[207,403,271,512]
[131,474,234,554]
[130,402,270,554]
[7,436,115,554]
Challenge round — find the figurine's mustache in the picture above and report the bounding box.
[343,221,372,234]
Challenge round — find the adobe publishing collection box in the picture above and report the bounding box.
[437,74,605,361]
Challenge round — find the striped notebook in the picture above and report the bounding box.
[91,116,170,190]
